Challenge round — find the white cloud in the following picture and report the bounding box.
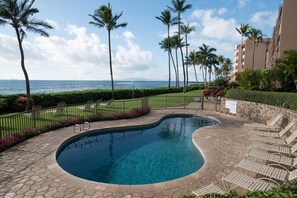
[0,25,153,80]
[191,9,241,41]
[237,0,251,9]
[251,11,276,27]
[218,7,228,15]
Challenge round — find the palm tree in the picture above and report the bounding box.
[0,0,53,111]
[181,23,195,86]
[171,35,181,87]
[169,0,192,92]
[247,28,264,70]
[236,23,250,70]
[156,9,178,88]
[89,3,127,99]
[198,44,217,85]
[187,50,200,84]
[159,37,177,86]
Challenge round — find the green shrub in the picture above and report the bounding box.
[225,89,297,110]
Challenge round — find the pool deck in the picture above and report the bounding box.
[0,108,252,198]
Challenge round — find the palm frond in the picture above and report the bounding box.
[26,25,49,37]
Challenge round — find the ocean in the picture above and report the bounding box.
[0,80,178,95]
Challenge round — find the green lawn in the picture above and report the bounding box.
[0,90,203,138]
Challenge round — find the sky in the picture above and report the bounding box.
[0,0,282,81]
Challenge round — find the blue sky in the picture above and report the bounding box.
[0,0,282,81]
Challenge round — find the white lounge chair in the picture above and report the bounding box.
[99,99,113,108]
[192,183,225,196]
[222,170,277,192]
[244,114,283,132]
[77,100,94,110]
[247,148,297,168]
[248,121,294,138]
[235,158,289,182]
[253,141,297,156]
[251,129,297,146]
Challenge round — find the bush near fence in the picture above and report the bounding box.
[0,85,204,113]
[226,89,297,111]
[0,107,150,152]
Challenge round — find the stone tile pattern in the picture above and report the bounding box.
[0,107,252,198]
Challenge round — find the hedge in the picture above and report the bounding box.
[0,84,204,113]
[225,89,297,111]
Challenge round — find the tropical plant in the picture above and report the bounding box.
[187,50,200,84]
[156,9,178,88]
[236,23,250,70]
[272,50,297,90]
[0,0,53,111]
[168,0,192,92]
[197,44,217,85]
[181,23,195,86]
[247,28,264,70]
[89,3,127,99]
[159,37,178,86]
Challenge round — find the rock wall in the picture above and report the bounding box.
[220,98,297,128]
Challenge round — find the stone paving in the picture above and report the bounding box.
[0,107,252,198]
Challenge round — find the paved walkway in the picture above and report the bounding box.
[0,108,252,198]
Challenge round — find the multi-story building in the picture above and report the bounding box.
[234,39,270,73]
[234,0,297,74]
[266,0,297,68]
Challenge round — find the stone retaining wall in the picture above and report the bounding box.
[219,98,297,128]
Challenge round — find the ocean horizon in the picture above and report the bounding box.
[0,80,195,95]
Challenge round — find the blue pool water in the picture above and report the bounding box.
[56,116,217,185]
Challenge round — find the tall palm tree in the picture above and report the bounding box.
[169,0,192,92]
[236,23,250,70]
[159,37,177,86]
[198,44,217,85]
[171,35,181,87]
[156,9,178,88]
[89,3,127,99]
[247,28,264,70]
[187,50,200,84]
[0,0,53,111]
[181,23,195,86]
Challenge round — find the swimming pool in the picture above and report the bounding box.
[56,115,218,185]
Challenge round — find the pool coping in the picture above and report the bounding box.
[0,108,252,197]
[49,113,212,188]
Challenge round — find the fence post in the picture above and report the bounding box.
[184,96,186,109]
[122,100,125,112]
[215,97,218,111]
[66,105,69,122]
[201,95,204,110]
[165,96,167,109]
[33,110,37,131]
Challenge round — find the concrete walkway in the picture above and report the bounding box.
[0,109,252,198]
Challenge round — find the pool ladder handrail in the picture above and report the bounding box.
[73,122,90,133]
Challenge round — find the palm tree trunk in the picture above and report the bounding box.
[208,68,211,83]
[170,51,177,87]
[185,35,189,87]
[168,50,171,88]
[193,65,198,84]
[108,30,115,99]
[15,28,30,112]
[175,48,179,87]
[167,26,171,88]
[252,43,255,70]
[180,47,186,92]
[240,36,243,70]
[204,66,207,86]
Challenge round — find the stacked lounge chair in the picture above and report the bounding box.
[192,114,296,196]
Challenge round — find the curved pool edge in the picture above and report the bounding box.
[48,111,221,189]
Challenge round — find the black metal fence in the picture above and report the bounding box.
[0,96,219,138]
